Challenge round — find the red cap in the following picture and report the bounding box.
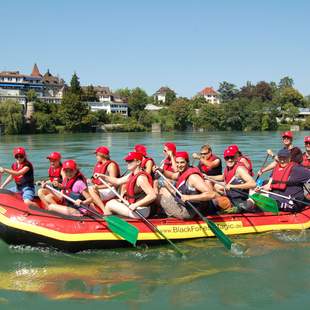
[305,136,310,143]
[13,147,26,157]
[175,151,189,162]
[134,144,147,156]
[47,152,61,161]
[164,142,176,155]
[224,148,237,158]
[94,146,110,156]
[62,159,77,170]
[282,131,293,139]
[124,152,143,162]
[228,144,239,153]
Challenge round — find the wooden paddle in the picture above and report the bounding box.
[97,176,185,256]
[205,176,279,213]
[156,170,234,251]
[42,183,139,246]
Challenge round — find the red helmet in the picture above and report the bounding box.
[304,136,310,143]
[164,142,176,155]
[224,148,237,158]
[282,131,293,139]
[62,159,77,170]
[47,152,61,161]
[175,151,189,162]
[13,147,26,157]
[134,144,147,156]
[124,152,143,162]
[228,144,239,153]
[94,146,110,156]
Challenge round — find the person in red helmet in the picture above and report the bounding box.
[38,152,65,208]
[158,151,216,219]
[43,160,92,216]
[207,148,256,213]
[258,131,303,176]
[88,146,120,212]
[0,147,38,207]
[302,136,310,168]
[161,142,177,172]
[227,144,253,176]
[134,144,155,175]
[94,152,156,218]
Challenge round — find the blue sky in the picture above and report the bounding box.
[0,0,309,97]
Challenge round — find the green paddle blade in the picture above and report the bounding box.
[105,216,139,246]
[203,217,233,250]
[250,193,279,214]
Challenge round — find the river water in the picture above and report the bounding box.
[0,131,309,309]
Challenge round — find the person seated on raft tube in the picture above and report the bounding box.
[207,147,256,213]
[38,152,65,208]
[0,147,39,208]
[88,146,120,213]
[43,159,93,216]
[94,151,156,219]
[302,136,310,169]
[258,131,303,177]
[259,149,310,212]
[227,144,254,177]
[192,144,222,177]
[158,151,216,220]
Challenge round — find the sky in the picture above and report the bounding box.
[0,0,309,97]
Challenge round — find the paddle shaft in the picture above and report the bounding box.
[98,177,185,256]
[259,189,309,206]
[156,170,233,250]
[256,154,269,181]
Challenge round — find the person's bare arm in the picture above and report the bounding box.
[94,172,129,186]
[1,166,30,176]
[0,175,13,189]
[144,160,154,175]
[199,158,220,169]
[227,167,256,190]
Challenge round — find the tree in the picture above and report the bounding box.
[239,81,256,100]
[26,89,38,102]
[218,81,238,101]
[279,76,294,89]
[254,81,274,101]
[169,98,191,130]
[0,100,24,134]
[60,92,90,131]
[128,87,148,119]
[32,112,57,133]
[69,72,82,96]
[282,103,299,122]
[164,89,177,106]
[278,87,304,107]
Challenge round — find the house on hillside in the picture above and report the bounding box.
[198,86,220,104]
[153,86,175,104]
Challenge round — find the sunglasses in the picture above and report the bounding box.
[126,160,134,163]
[224,156,235,161]
[282,136,291,140]
[200,152,210,156]
[305,142,310,145]
[15,155,24,159]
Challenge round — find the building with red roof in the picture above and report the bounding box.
[198,86,220,104]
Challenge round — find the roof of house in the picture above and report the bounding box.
[154,86,174,96]
[31,63,42,77]
[43,70,65,85]
[199,86,218,96]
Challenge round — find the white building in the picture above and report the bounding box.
[153,86,175,104]
[88,101,128,116]
[198,86,220,104]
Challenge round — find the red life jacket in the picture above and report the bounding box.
[11,160,34,186]
[125,171,153,203]
[302,152,310,169]
[224,162,245,184]
[62,171,87,195]
[141,157,155,170]
[92,160,120,185]
[176,167,203,189]
[198,153,222,176]
[271,162,295,190]
[238,155,254,176]
[163,158,174,172]
[48,165,62,182]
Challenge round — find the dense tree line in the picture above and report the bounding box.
[0,73,309,135]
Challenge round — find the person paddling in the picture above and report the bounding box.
[258,131,303,176]
[94,152,156,218]
[0,147,38,208]
[88,146,120,212]
[158,151,216,219]
[207,147,256,213]
[44,160,92,216]
[258,149,310,212]
[192,144,222,176]
[134,144,155,175]
[302,136,310,169]
[38,152,65,208]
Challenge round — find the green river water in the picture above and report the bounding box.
[0,131,309,309]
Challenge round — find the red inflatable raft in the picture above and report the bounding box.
[0,189,309,252]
